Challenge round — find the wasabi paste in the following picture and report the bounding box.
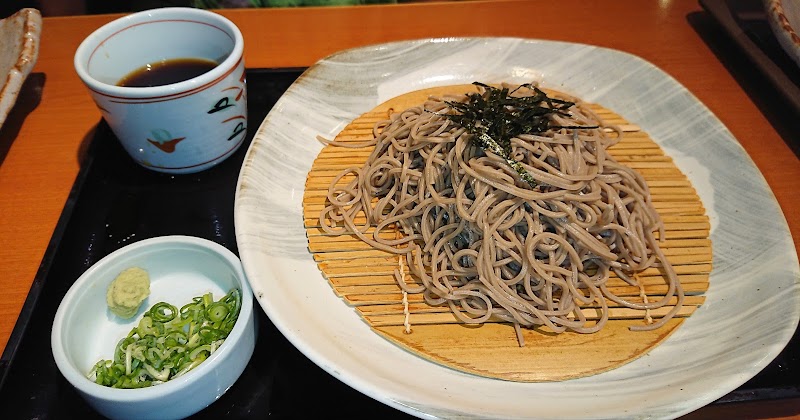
[106,267,150,318]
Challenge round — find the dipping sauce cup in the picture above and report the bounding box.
[74,7,247,174]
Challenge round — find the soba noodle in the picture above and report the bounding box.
[318,83,683,337]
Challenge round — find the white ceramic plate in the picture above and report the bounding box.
[234,38,800,419]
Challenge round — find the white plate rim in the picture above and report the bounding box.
[234,37,800,419]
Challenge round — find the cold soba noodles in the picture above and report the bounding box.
[318,82,683,344]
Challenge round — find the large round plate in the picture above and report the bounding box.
[234,38,800,419]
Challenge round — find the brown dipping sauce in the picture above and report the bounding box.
[117,58,217,87]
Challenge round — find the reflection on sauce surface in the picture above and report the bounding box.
[118,58,217,87]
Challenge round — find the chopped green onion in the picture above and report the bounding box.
[188,344,212,360]
[149,302,177,322]
[206,302,229,322]
[88,289,242,388]
[143,363,171,382]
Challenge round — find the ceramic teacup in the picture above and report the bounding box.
[74,8,247,174]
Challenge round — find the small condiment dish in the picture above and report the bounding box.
[51,235,255,420]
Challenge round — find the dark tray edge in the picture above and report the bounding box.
[698,0,800,115]
[0,67,307,389]
[1,62,795,408]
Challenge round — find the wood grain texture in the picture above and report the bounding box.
[374,319,684,382]
[1,0,795,354]
[302,85,710,381]
[1,2,798,417]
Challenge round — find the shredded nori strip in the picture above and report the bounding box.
[441,82,598,189]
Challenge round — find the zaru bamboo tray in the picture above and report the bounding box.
[302,85,712,382]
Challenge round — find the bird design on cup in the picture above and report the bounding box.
[147,129,185,153]
[209,70,247,142]
[75,8,247,174]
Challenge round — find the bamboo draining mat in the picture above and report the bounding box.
[303,85,712,382]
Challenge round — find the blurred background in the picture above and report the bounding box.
[0,0,429,18]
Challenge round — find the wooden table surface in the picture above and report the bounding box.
[0,0,798,418]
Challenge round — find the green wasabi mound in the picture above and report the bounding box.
[106,267,150,319]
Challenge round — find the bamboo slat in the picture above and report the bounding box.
[301,84,712,382]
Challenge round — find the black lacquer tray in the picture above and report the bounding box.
[0,67,797,419]
[696,0,800,156]
[0,68,402,419]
